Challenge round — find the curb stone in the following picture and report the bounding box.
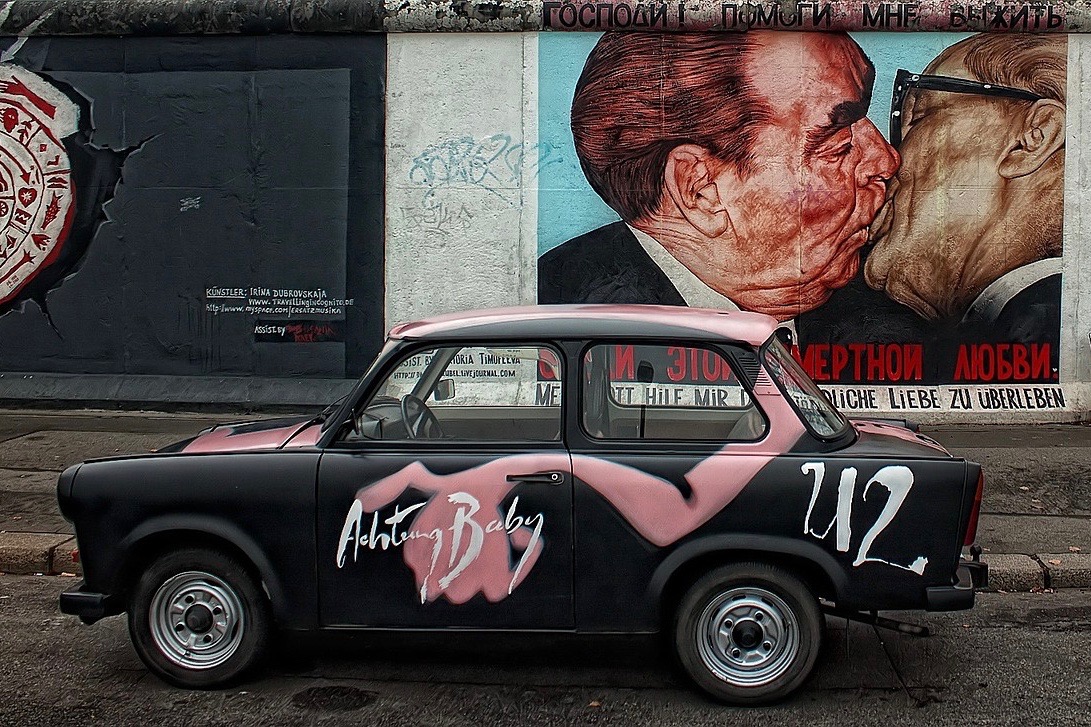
[0,531,1088,590]
[0,532,74,575]
[50,537,82,577]
[1037,553,1091,588]
[980,553,1046,591]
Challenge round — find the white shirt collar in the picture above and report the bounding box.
[626,224,740,311]
[626,223,798,340]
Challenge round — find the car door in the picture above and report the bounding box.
[316,342,574,629]
[568,341,787,632]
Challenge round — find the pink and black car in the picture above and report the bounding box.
[57,305,987,704]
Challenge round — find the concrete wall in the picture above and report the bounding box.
[384,31,1091,422]
[385,33,539,324]
[0,35,386,406]
[0,9,1086,420]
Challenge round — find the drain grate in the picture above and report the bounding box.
[291,685,376,712]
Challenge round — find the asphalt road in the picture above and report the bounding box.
[2,576,1089,726]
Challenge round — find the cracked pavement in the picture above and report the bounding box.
[2,576,1090,725]
[1,412,1090,722]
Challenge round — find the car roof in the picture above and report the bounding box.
[387,305,781,346]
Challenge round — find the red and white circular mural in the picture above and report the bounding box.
[0,64,77,307]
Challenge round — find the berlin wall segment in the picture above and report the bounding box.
[0,34,387,397]
[0,0,1078,34]
[0,1,1086,422]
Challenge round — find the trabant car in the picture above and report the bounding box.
[57,305,987,704]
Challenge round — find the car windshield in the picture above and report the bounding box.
[762,336,848,438]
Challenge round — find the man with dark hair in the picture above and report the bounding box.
[538,31,900,322]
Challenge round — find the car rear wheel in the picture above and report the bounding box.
[674,562,823,704]
[128,547,271,688]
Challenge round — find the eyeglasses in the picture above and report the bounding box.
[889,68,1044,148]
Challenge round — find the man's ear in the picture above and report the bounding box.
[998,99,1066,180]
[663,144,732,238]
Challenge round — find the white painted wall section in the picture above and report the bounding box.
[1061,33,1091,415]
[385,33,539,329]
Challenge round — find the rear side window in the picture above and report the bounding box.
[581,344,766,441]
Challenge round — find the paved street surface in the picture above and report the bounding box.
[2,409,1090,724]
[2,576,1089,726]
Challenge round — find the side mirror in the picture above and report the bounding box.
[434,378,456,402]
[354,413,382,439]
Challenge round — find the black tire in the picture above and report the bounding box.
[674,562,823,705]
[128,547,272,689]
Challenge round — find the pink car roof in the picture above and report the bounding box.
[388,305,782,347]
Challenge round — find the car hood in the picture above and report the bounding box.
[847,419,952,458]
[172,416,323,453]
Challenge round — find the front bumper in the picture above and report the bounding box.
[59,582,122,625]
[925,559,989,611]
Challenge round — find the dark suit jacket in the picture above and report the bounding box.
[538,222,685,305]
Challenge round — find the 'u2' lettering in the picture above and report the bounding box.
[801,462,928,575]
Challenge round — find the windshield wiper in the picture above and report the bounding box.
[308,395,348,426]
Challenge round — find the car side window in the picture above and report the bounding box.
[351,345,563,442]
[581,344,766,441]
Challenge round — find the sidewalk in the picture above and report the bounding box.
[1,408,1089,589]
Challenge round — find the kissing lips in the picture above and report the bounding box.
[869,196,895,246]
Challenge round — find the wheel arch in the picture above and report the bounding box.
[649,535,847,628]
[116,516,289,625]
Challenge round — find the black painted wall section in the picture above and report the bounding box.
[0,35,386,387]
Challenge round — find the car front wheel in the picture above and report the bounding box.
[128,547,271,688]
[674,562,823,705]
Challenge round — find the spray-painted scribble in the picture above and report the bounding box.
[409,133,562,204]
[400,196,474,235]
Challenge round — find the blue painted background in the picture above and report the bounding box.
[537,32,972,254]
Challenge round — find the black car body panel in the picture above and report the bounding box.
[57,306,985,637]
[59,452,321,629]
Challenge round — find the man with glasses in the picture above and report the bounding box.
[866,34,1066,342]
[798,33,1066,381]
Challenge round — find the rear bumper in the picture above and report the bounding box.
[59,582,122,624]
[925,560,989,612]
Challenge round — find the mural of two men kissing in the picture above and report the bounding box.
[537,31,1066,388]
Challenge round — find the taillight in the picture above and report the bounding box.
[964,471,985,546]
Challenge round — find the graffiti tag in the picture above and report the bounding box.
[400,196,474,235]
[408,133,562,204]
[801,461,928,574]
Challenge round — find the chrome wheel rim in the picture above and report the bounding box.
[695,586,799,687]
[149,571,245,670]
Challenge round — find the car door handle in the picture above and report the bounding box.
[506,471,565,485]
